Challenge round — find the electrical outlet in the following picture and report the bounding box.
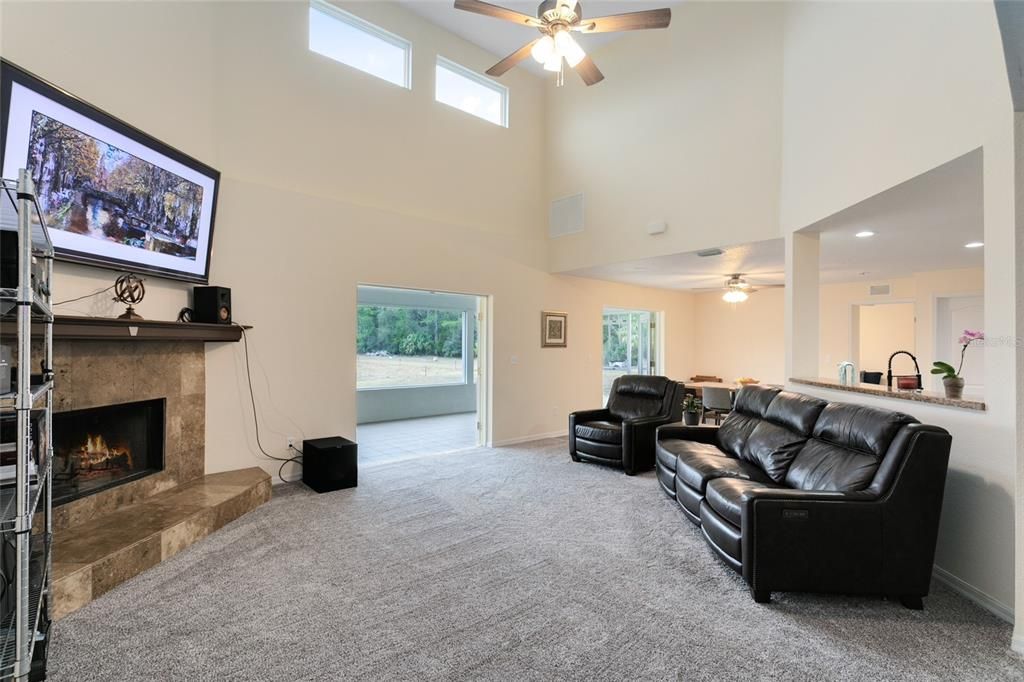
[287,436,297,450]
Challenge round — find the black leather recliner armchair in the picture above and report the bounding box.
[570,375,683,475]
[655,385,951,608]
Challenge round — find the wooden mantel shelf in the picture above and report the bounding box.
[7,315,249,342]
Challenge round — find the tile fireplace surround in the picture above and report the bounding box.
[49,339,206,532]
[43,334,271,619]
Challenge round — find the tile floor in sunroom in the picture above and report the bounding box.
[356,412,478,466]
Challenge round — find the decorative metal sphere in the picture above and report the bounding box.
[114,273,146,306]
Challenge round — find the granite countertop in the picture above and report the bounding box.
[789,377,986,412]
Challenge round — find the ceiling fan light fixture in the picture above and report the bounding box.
[531,35,555,63]
[554,30,586,67]
[723,289,749,304]
[543,52,563,72]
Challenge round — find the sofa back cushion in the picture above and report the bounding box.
[717,385,780,458]
[785,403,918,491]
[607,375,672,420]
[738,392,827,483]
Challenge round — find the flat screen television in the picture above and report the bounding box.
[0,59,219,283]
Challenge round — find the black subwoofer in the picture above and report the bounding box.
[302,436,358,493]
[193,286,231,324]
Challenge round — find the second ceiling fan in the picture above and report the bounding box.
[453,0,672,86]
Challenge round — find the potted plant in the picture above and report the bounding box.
[682,395,703,426]
[930,329,984,400]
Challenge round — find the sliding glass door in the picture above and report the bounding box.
[602,308,658,403]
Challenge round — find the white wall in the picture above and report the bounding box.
[779,1,1017,620]
[0,1,695,479]
[544,1,785,273]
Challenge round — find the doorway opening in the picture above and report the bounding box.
[355,285,489,465]
[602,308,661,403]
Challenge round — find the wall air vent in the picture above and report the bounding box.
[549,193,585,238]
[869,284,891,296]
[696,248,725,258]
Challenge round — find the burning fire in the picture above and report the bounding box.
[74,434,133,470]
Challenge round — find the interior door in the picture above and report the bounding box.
[935,295,984,395]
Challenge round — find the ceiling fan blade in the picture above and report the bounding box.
[575,8,671,33]
[486,38,542,77]
[574,55,605,86]
[454,0,541,27]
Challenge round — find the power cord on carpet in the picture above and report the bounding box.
[237,324,303,483]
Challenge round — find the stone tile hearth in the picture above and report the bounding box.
[52,467,271,619]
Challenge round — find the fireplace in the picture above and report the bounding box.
[53,399,165,506]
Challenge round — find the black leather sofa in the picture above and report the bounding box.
[570,375,683,475]
[655,384,951,608]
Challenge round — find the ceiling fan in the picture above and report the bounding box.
[453,0,672,85]
[692,274,784,303]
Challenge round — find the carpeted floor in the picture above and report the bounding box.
[49,438,1024,680]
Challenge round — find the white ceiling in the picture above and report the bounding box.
[399,0,681,74]
[566,149,985,291]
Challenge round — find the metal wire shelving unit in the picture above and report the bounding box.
[0,170,54,681]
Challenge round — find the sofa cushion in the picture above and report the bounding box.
[740,421,809,483]
[785,438,878,491]
[764,392,827,436]
[657,438,722,471]
[811,403,917,457]
[675,450,774,493]
[607,376,670,421]
[575,420,622,444]
[716,385,780,458]
[705,477,785,527]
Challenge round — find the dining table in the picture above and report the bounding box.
[686,381,783,398]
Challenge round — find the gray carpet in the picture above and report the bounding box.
[48,439,1024,680]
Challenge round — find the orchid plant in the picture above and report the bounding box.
[931,329,984,379]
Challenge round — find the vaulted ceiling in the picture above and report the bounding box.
[399,1,682,73]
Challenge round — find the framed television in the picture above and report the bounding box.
[0,59,219,283]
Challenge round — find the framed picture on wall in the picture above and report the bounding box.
[0,59,220,283]
[541,311,568,348]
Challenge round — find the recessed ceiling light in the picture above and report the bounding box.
[964,241,984,249]
[855,231,875,238]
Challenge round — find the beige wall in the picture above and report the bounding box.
[544,1,785,273]
[779,1,1017,622]
[688,268,983,392]
[818,269,985,385]
[855,303,915,377]
[691,288,785,386]
[0,2,695,480]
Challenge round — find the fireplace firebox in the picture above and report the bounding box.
[53,399,165,506]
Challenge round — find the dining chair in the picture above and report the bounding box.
[702,386,733,425]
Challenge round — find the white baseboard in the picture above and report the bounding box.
[491,430,567,447]
[933,565,1014,623]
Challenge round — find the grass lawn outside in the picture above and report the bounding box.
[357,354,466,389]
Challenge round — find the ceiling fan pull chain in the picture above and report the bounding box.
[557,61,564,88]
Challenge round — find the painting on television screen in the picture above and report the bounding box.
[1,60,219,283]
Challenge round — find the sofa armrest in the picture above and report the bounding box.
[657,424,719,444]
[741,489,882,592]
[568,408,612,459]
[621,415,674,474]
